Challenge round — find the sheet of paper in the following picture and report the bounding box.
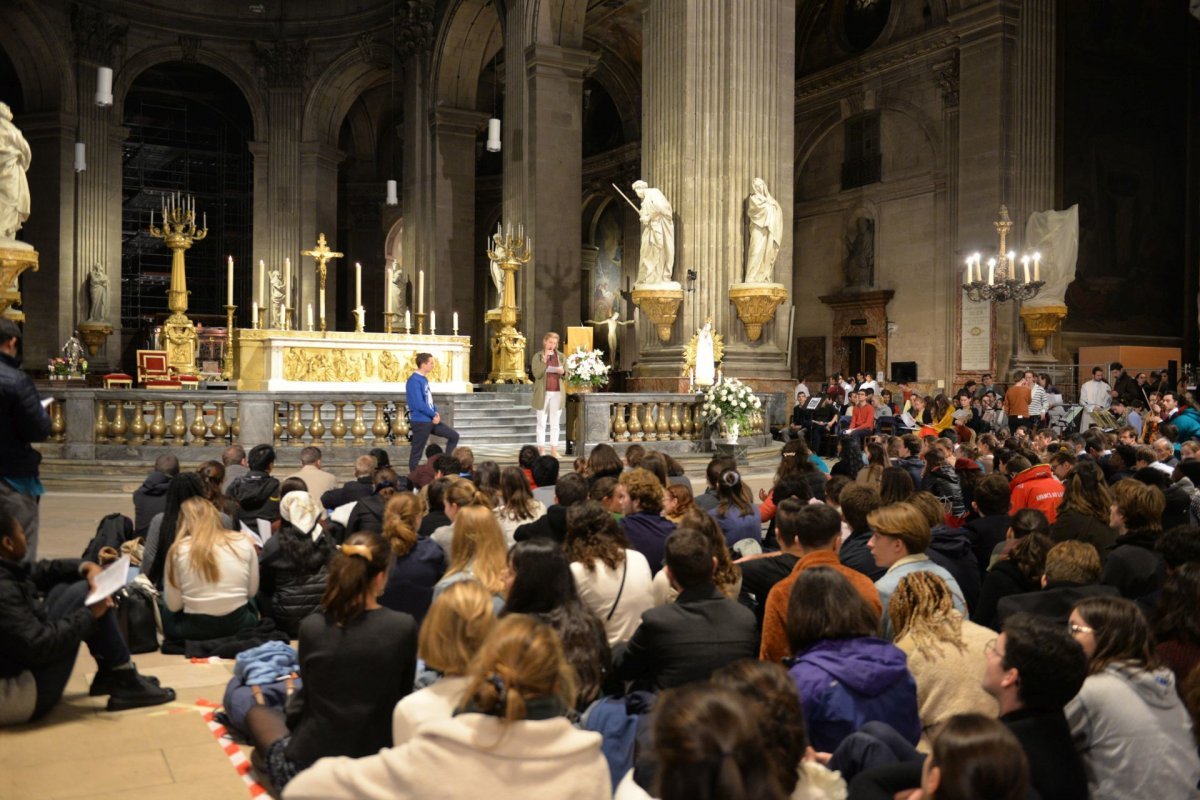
[84,554,131,606]
[41,398,54,409]
[900,412,917,429]
[240,519,274,547]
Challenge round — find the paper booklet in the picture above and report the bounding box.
[84,554,131,606]
[240,518,274,547]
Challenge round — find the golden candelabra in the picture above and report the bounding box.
[302,233,343,332]
[149,192,208,376]
[384,311,399,334]
[221,304,237,380]
[485,224,532,384]
[415,312,427,335]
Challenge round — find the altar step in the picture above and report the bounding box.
[451,393,564,450]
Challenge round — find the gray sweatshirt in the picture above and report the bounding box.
[1066,662,1200,800]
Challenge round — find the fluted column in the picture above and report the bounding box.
[431,107,486,327]
[639,0,795,378]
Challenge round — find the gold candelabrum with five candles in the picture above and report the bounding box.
[485,224,532,384]
[149,192,207,376]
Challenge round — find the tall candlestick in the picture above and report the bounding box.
[307,304,313,331]
[203,211,207,230]
[1021,255,1030,284]
[258,260,265,309]
[430,311,436,334]
[319,287,325,327]
[251,301,258,328]
[987,258,996,286]
[418,270,425,313]
[453,311,458,334]
[284,257,291,311]
[355,262,362,310]
[227,256,234,306]
[385,265,393,313]
[1033,252,1041,282]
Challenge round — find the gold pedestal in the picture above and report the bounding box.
[632,286,684,343]
[729,283,788,342]
[1019,304,1068,353]
[0,245,39,321]
[77,321,113,357]
[220,305,237,380]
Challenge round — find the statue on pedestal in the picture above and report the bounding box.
[87,262,108,321]
[488,242,506,310]
[0,102,31,245]
[683,320,724,386]
[744,178,782,284]
[268,268,285,328]
[632,180,675,285]
[844,217,875,289]
[61,332,85,372]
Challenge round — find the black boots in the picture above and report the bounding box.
[89,666,175,711]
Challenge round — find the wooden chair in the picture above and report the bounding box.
[136,350,181,389]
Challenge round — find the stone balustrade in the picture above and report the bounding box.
[571,391,772,455]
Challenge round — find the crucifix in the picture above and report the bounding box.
[302,233,344,332]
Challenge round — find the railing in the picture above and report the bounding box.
[572,392,771,454]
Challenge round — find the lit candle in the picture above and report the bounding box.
[355,262,362,310]
[1033,252,1041,282]
[251,301,258,327]
[319,287,325,326]
[150,207,155,229]
[227,256,234,306]
[385,264,393,313]
[405,309,411,331]
[280,303,287,329]
[307,304,313,331]
[974,254,982,283]
[1021,255,1030,284]
[431,310,436,334]
[418,270,425,313]
[987,258,996,286]
[203,211,207,230]
[453,311,458,334]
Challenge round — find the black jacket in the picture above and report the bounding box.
[927,525,982,613]
[0,352,50,479]
[840,529,885,581]
[1101,528,1165,600]
[1003,707,1089,800]
[894,456,924,489]
[227,471,281,523]
[257,528,332,638]
[962,513,1011,579]
[346,494,387,535]
[320,477,373,511]
[132,471,172,535]
[514,504,569,544]
[996,581,1121,628]
[417,510,450,538]
[0,558,94,679]
[613,583,757,691]
[1050,509,1117,564]
[921,467,966,516]
[975,558,1040,630]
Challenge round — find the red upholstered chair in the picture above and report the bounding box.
[102,373,133,389]
[136,350,181,389]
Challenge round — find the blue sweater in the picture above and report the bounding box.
[405,372,437,422]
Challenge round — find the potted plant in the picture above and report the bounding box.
[48,358,70,380]
[700,376,762,444]
[565,347,610,392]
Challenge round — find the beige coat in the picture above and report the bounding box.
[530,349,566,410]
[283,464,338,507]
[284,713,610,800]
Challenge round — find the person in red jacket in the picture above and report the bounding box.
[1007,455,1064,523]
[844,390,876,446]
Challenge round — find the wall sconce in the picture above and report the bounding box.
[686,269,697,292]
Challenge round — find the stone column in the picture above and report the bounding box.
[638,0,795,383]
[430,107,486,328]
[401,54,434,317]
[298,141,343,326]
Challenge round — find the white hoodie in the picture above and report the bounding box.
[284,713,610,800]
[1066,662,1200,800]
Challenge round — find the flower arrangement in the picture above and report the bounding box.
[701,376,762,430]
[48,357,71,377]
[565,347,610,389]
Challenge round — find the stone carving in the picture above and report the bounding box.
[393,0,436,60]
[179,35,200,63]
[70,3,127,63]
[0,103,32,244]
[268,268,285,328]
[585,311,636,363]
[933,52,960,109]
[87,262,108,321]
[282,347,447,384]
[254,39,310,88]
[632,180,676,285]
[844,217,875,289]
[744,178,783,284]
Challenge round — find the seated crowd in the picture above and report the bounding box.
[3,368,1200,799]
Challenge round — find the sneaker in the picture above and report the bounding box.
[105,671,176,712]
[89,668,160,696]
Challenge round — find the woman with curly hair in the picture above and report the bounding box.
[378,493,447,624]
[662,483,695,525]
[887,571,998,748]
[1050,462,1117,562]
[619,468,676,573]
[651,509,742,606]
[565,501,654,645]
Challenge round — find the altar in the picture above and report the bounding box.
[234,329,472,393]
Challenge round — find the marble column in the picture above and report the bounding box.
[430,107,486,330]
[638,0,795,381]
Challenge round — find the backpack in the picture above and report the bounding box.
[81,513,133,564]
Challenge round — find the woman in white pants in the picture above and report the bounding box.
[531,332,566,457]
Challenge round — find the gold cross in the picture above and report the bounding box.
[302,233,344,287]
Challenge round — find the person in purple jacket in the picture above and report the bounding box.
[785,566,920,752]
[405,353,459,472]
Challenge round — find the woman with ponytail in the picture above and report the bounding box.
[431,477,492,554]
[345,467,407,535]
[378,492,446,623]
[284,614,609,799]
[707,465,761,553]
[247,532,418,794]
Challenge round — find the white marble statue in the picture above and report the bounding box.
[87,262,108,321]
[1023,204,1079,308]
[268,268,285,327]
[744,177,783,284]
[632,180,676,285]
[695,321,716,387]
[585,311,636,363]
[0,102,32,245]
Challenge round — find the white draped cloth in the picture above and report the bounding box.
[634,183,675,285]
[695,324,716,386]
[744,179,782,284]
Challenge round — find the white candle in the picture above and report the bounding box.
[280,303,287,329]
[430,310,436,333]
[1021,255,1030,284]
[319,287,325,325]
[307,304,313,331]
[418,270,425,313]
[258,260,265,308]
[150,207,155,229]
[252,301,258,327]
[987,258,996,286]
[355,262,362,310]
[385,265,393,313]
[227,256,234,305]
[405,309,411,330]
[203,211,207,230]
[453,311,458,333]
[1033,252,1041,282]
[284,257,291,310]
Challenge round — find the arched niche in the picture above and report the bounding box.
[0,4,74,114]
[432,0,503,109]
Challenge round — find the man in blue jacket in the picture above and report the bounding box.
[0,319,50,562]
[406,352,459,471]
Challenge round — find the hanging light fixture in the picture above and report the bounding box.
[95,66,114,107]
[386,179,398,206]
[384,0,399,205]
[74,142,87,172]
[486,52,501,152]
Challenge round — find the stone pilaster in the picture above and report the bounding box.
[298,141,344,325]
[401,54,434,314]
[638,0,795,380]
[430,106,486,340]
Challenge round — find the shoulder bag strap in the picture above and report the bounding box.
[606,557,628,622]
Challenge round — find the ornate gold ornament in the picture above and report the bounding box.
[77,321,113,357]
[682,318,725,374]
[301,233,343,332]
[1018,304,1067,353]
[149,194,207,375]
[729,283,788,342]
[0,244,38,321]
[484,225,533,384]
[281,346,448,383]
[631,286,684,343]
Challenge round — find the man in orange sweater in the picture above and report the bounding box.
[1006,454,1064,522]
[759,499,882,662]
[1005,370,1033,432]
[844,390,876,446]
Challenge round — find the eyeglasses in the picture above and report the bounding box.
[1068,623,1094,635]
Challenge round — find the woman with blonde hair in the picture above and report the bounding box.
[887,571,997,748]
[495,466,547,545]
[285,615,610,800]
[431,477,493,553]
[434,504,508,612]
[392,579,496,744]
[163,497,259,640]
[379,492,447,624]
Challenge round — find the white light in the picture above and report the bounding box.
[74,142,87,172]
[486,118,501,153]
[95,67,113,107]
[385,179,398,206]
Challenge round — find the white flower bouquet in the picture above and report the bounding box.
[565,347,610,389]
[700,376,762,429]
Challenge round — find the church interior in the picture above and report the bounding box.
[1,0,1200,798]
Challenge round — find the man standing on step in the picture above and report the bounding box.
[531,331,567,457]
[0,318,50,562]
[406,353,459,472]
